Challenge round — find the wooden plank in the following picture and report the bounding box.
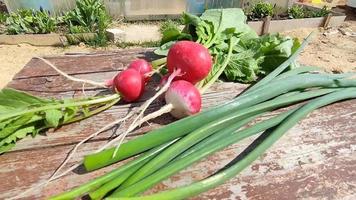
[13,48,158,79]
[247,21,264,36]
[0,34,64,46]
[0,100,354,200]
[1,50,355,200]
[262,16,271,35]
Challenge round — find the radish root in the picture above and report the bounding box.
[49,111,135,181]
[96,70,181,157]
[35,57,107,88]
[15,109,137,200]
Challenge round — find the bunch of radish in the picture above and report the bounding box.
[107,40,212,119]
[36,41,213,186]
[96,41,213,156]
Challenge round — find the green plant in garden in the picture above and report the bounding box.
[309,5,330,17]
[116,41,161,49]
[288,5,305,19]
[159,20,181,34]
[6,9,56,34]
[64,0,111,46]
[250,1,275,19]
[288,5,330,19]
[0,12,8,24]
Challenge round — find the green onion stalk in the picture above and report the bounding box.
[50,140,178,200]
[107,88,356,199]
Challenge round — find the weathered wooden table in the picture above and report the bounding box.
[1,49,355,200]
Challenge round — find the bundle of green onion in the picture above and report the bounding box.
[50,33,356,200]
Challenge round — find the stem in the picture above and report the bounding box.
[35,57,107,88]
[118,109,261,190]
[145,64,165,77]
[151,57,167,69]
[65,97,120,124]
[111,88,356,200]
[0,94,121,121]
[49,141,177,200]
[110,107,299,197]
[199,37,234,93]
[275,65,322,81]
[89,162,145,200]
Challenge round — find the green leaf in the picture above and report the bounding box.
[154,41,176,56]
[0,88,49,109]
[0,114,34,138]
[200,8,257,43]
[0,105,16,114]
[0,114,43,139]
[63,106,79,123]
[224,50,263,83]
[45,109,63,128]
[182,12,202,27]
[0,126,35,147]
[0,143,15,154]
[161,28,192,45]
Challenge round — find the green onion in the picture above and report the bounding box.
[110,106,298,197]
[84,73,353,171]
[87,88,335,198]
[115,88,336,190]
[108,88,356,199]
[91,114,258,199]
[275,65,322,80]
[49,140,178,200]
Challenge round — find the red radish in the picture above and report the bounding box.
[165,80,201,118]
[113,69,144,102]
[167,41,212,84]
[128,59,153,82]
[104,79,114,87]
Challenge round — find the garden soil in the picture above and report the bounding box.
[0,21,355,89]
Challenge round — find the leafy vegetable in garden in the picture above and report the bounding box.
[288,5,330,19]
[0,12,8,24]
[288,5,305,19]
[6,9,56,34]
[64,0,110,33]
[64,0,111,46]
[249,1,275,19]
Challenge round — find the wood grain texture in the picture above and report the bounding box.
[1,49,355,200]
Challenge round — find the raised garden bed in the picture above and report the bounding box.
[246,3,346,35]
[0,33,96,46]
[247,12,346,35]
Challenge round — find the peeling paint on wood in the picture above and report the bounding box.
[1,49,355,200]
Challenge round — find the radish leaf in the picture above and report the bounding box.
[45,109,63,128]
[0,88,120,154]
